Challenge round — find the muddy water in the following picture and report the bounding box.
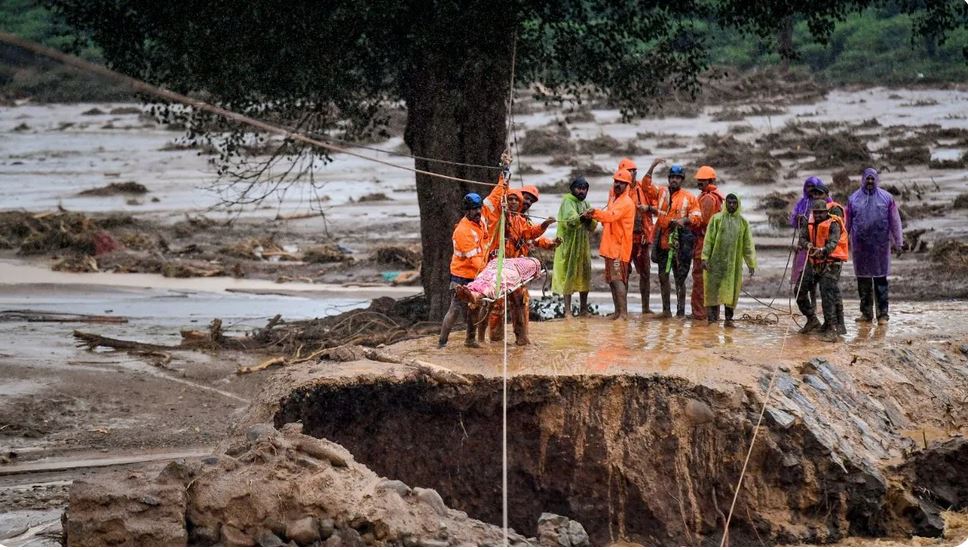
[391,300,967,391]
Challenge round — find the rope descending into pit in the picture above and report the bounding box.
[720,245,813,546]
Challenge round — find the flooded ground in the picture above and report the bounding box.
[2,85,968,545]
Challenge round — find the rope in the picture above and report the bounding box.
[720,243,811,546]
[500,32,518,547]
[0,32,497,188]
[310,132,503,171]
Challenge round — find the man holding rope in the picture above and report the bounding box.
[796,199,849,342]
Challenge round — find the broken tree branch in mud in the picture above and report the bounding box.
[72,295,440,367]
[1,310,128,324]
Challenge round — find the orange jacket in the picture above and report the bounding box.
[809,216,849,263]
[482,175,509,229]
[592,190,636,262]
[695,184,725,237]
[490,212,532,259]
[519,218,554,256]
[655,187,701,250]
[450,216,489,279]
[608,175,659,243]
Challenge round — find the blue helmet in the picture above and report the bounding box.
[463,192,483,210]
[668,164,685,177]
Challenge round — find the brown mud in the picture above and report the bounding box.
[56,310,968,546]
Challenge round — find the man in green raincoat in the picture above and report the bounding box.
[700,193,756,327]
[552,176,597,317]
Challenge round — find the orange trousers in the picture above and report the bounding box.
[483,288,529,342]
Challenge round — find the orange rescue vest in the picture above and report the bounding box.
[809,216,849,263]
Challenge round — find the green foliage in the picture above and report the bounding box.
[708,8,968,84]
[0,0,131,100]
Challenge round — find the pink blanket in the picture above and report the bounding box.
[466,257,542,300]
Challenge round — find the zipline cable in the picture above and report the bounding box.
[499,30,519,547]
[0,32,498,188]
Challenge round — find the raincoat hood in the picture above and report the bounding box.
[861,168,880,194]
[791,176,823,227]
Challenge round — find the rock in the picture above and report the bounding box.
[318,517,335,540]
[191,525,218,546]
[323,533,342,546]
[246,423,279,442]
[766,407,796,430]
[257,528,285,547]
[537,512,571,546]
[221,524,255,546]
[683,398,715,425]
[413,487,448,515]
[337,526,364,546]
[376,478,411,497]
[294,437,349,467]
[286,517,320,546]
[64,477,187,546]
[279,422,304,436]
[567,519,589,546]
[959,343,968,357]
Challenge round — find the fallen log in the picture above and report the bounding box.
[74,330,177,352]
[2,310,128,324]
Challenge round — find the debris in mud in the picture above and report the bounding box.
[78,181,148,196]
[219,237,296,261]
[371,245,420,269]
[882,146,930,167]
[52,254,98,273]
[529,294,600,321]
[109,106,142,115]
[80,107,105,116]
[954,193,968,210]
[520,126,574,155]
[930,240,968,269]
[577,134,646,156]
[63,423,587,546]
[301,243,349,264]
[0,210,134,256]
[697,134,779,184]
[13,122,30,132]
[356,192,392,202]
[75,295,437,358]
[758,191,798,228]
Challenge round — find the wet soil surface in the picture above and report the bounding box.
[2,85,968,545]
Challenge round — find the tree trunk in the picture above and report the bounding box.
[403,15,513,321]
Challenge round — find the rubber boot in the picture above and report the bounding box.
[658,275,672,318]
[724,307,735,328]
[799,315,821,334]
[819,329,839,343]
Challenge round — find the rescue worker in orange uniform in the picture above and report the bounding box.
[609,158,661,316]
[690,165,725,321]
[581,169,637,320]
[520,185,559,254]
[796,199,849,343]
[438,192,490,348]
[481,189,555,344]
[652,164,702,318]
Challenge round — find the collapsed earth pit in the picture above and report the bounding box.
[275,374,894,546]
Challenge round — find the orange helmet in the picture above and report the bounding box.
[521,185,540,202]
[695,165,717,180]
[618,158,637,172]
[613,169,633,184]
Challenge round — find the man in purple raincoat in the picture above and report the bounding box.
[846,168,903,325]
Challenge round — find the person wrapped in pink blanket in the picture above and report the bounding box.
[456,256,542,305]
